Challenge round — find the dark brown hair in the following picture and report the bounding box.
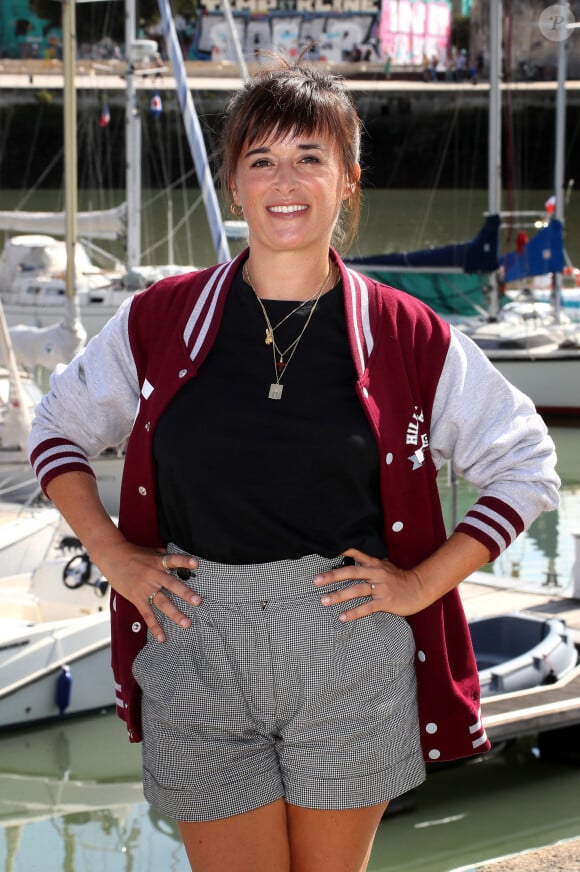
[220,54,362,250]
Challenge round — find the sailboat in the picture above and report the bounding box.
[0,0,237,343]
[453,3,580,415]
[346,2,580,415]
[0,0,236,514]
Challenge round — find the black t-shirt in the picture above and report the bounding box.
[153,267,386,563]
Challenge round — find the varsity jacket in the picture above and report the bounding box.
[29,249,560,761]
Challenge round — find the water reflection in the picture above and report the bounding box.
[1,713,580,872]
[439,421,580,591]
[0,425,578,871]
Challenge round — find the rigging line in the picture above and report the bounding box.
[20,102,45,199]
[13,147,64,210]
[0,105,15,169]
[175,104,196,265]
[503,0,515,249]
[83,90,113,208]
[142,166,198,205]
[141,190,206,260]
[416,91,462,247]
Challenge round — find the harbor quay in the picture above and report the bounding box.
[1,59,579,191]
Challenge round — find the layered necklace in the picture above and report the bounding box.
[243,260,333,400]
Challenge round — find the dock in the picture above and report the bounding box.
[461,573,580,745]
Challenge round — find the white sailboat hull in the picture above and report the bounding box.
[491,354,580,415]
[2,299,125,344]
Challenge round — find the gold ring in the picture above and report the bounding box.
[148,591,158,606]
[162,555,169,572]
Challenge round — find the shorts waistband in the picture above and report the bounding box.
[167,543,353,601]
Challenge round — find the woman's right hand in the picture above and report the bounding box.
[96,540,201,643]
[45,471,201,643]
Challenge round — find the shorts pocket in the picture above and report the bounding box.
[332,608,415,685]
[131,600,204,707]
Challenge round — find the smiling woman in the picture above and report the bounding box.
[28,52,560,872]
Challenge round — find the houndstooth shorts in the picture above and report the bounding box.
[132,549,426,822]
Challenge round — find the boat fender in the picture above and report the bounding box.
[56,665,72,714]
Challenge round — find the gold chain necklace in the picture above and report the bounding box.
[244,260,333,400]
[243,263,324,346]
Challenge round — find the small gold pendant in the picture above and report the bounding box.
[265,328,273,345]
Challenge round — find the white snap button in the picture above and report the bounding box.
[392,521,404,532]
[178,368,187,378]
[131,621,142,633]
[385,452,393,465]
[428,749,441,760]
[426,722,438,734]
[417,650,426,662]
[138,486,147,496]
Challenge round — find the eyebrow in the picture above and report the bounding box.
[244,142,324,158]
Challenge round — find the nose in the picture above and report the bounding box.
[273,159,297,191]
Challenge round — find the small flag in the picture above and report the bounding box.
[98,102,110,128]
[150,92,163,117]
[545,194,556,214]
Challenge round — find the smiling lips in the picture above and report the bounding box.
[268,204,308,214]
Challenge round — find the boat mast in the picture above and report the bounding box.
[487,0,502,320]
[62,0,77,300]
[157,0,230,263]
[125,0,142,271]
[223,0,249,81]
[552,25,568,324]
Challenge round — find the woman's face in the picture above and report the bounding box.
[231,128,359,256]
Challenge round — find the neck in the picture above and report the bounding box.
[244,250,335,301]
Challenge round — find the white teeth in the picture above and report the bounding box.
[268,205,307,214]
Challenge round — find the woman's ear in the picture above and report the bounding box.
[230,180,241,204]
[344,164,361,198]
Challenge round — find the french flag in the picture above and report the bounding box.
[150,92,163,117]
[98,102,110,128]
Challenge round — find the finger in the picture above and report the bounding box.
[159,575,202,607]
[320,581,374,606]
[145,589,193,634]
[337,602,376,623]
[159,553,198,577]
[313,564,373,589]
[341,547,375,564]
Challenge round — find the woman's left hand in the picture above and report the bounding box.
[313,547,428,622]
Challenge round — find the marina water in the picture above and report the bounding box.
[0,188,579,870]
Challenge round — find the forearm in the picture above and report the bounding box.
[45,471,127,567]
[413,531,491,604]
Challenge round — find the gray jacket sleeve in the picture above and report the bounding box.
[28,297,140,460]
[429,326,560,539]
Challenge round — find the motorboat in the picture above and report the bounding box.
[469,611,578,697]
[0,501,60,576]
[0,543,114,730]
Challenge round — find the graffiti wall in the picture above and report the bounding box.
[379,0,451,66]
[193,0,382,63]
[192,0,451,65]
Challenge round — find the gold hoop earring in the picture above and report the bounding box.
[230,203,243,218]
